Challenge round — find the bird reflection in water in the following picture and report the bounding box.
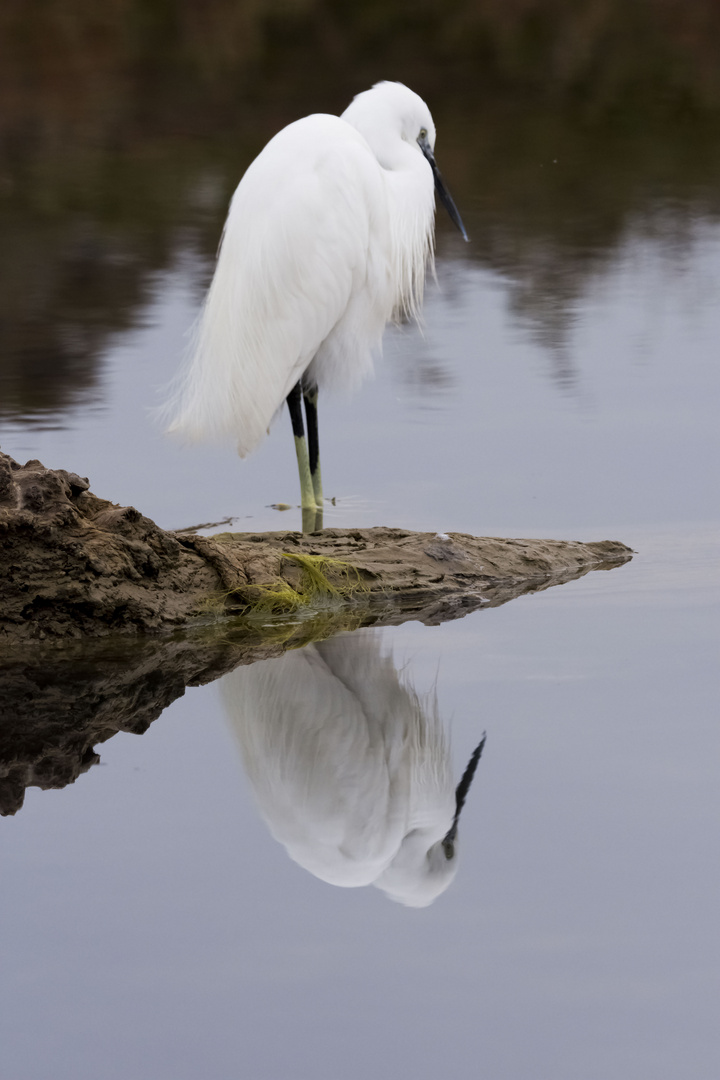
[221,630,485,907]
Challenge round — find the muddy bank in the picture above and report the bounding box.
[0,450,632,641]
[0,450,633,813]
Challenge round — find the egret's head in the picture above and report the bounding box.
[375,827,461,908]
[376,81,437,153]
[342,81,469,242]
[375,733,487,907]
[342,81,436,159]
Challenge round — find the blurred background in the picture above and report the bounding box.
[3,0,720,422]
[2,10,719,1080]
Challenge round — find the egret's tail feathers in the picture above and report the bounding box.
[162,267,301,459]
[163,362,269,460]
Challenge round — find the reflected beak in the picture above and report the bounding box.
[418,134,469,242]
[440,732,487,859]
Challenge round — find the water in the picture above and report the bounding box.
[1,102,719,1079]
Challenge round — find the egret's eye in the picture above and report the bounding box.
[419,128,428,140]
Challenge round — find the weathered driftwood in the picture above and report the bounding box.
[0,450,634,813]
[0,450,632,641]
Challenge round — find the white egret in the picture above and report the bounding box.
[221,630,485,907]
[166,81,468,530]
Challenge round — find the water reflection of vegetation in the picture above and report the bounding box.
[3,0,720,414]
[0,141,250,418]
[451,106,720,355]
[5,0,720,143]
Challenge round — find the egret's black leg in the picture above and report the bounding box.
[302,381,323,509]
[286,382,317,525]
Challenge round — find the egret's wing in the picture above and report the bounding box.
[317,632,455,829]
[317,632,459,908]
[166,115,383,456]
[222,644,402,886]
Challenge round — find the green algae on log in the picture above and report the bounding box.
[0,451,632,640]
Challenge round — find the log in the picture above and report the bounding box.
[0,450,633,813]
[0,450,632,641]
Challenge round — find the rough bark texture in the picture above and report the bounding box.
[0,450,634,814]
[0,451,218,639]
[0,451,632,641]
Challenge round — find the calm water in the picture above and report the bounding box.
[1,105,719,1079]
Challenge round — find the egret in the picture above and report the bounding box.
[166,81,468,530]
[221,630,485,907]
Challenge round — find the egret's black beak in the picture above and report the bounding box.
[418,134,469,242]
[440,732,486,859]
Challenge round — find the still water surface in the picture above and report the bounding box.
[1,121,719,1078]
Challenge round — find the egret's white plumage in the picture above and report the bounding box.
[221,630,483,907]
[165,82,460,473]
